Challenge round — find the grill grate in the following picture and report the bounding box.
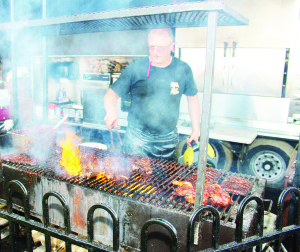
[1,146,260,221]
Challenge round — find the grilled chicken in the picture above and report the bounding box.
[172,181,196,204]
[172,168,232,207]
[172,180,210,205]
[206,184,231,207]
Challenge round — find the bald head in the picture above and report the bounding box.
[148,28,174,44]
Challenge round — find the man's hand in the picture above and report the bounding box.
[186,130,199,147]
[104,112,119,130]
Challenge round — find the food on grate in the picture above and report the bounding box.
[172,181,196,204]
[1,151,154,182]
[205,167,222,183]
[130,156,153,179]
[80,154,102,179]
[172,167,232,206]
[103,156,130,181]
[172,180,230,206]
[1,154,39,166]
[206,184,231,207]
[185,167,221,187]
[102,155,153,181]
[220,175,252,196]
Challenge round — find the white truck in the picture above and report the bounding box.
[169,0,300,189]
[169,46,299,190]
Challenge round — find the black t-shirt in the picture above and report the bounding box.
[111,57,198,134]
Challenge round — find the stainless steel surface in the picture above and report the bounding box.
[205,93,290,124]
[178,92,300,141]
[0,1,249,35]
[211,116,300,140]
[180,48,286,97]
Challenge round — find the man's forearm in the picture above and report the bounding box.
[104,88,119,114]
[187,94,201,135]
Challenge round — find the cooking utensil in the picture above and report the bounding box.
[53,115,68,129]
[78,142,107,150]
[110,127,123,150]
[181,140,217,168]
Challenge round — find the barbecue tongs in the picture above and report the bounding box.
[110,127,123,150]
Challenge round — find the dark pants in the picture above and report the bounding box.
[122,125,179,161]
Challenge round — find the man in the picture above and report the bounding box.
[104,28,200,161]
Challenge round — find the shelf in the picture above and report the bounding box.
[0,1,248,36]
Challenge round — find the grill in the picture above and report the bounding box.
[0,128,266,251]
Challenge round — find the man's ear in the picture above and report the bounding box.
[171,42,175,52]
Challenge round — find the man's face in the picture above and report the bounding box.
[148,33,173,67]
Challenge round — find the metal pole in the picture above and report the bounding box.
[42,0,48,123]
[194,11,218,209]
[293,136,300,188]
[10,0,14,22]
[10,0,19,128]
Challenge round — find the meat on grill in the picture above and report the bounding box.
[80,154,102,178]
[185,167,221,187]
[206,184,232,207]
[220,175,252,196]
[172,168,232,207]
[100,155,152,181]
[172,181,200,204]
[130,156,152,179]
[172,180,231,206]
[103,156,130,181]
[1,154,39,166]
[1,153,153,182]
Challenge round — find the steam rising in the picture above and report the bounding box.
[0,1,149,163]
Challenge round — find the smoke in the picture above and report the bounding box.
[0,1,152,165]
[14,0,42,21]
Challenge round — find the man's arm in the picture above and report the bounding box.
[104,88,120,130]
[186,94,200,146]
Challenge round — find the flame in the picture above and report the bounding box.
[96,170,106,180]
[60,131,82,176]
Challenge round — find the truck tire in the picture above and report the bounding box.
[241,139,294,189]
[209,139,233,172]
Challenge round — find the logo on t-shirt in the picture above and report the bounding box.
[170,82,179,95]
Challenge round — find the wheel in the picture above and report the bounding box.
[209,139,233,171]
[177,138,187,159]
[241,139,294,189]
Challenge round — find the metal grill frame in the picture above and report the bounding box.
[0,150,264,218]
[0,180,299,252]
[0,160,264,250]
[0,1,249,36]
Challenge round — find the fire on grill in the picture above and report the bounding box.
[0,126,266,251]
